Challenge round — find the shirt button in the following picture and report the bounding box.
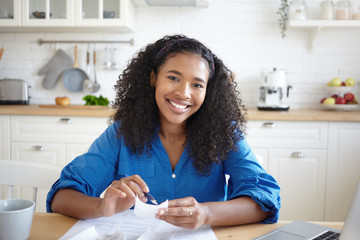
[171,173,176,179]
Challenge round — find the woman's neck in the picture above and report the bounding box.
[159,120,186,143]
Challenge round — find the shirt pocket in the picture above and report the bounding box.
[118,160,155,178]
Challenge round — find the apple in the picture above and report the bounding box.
[328,77,342,87]
[335,97,346,104]
[55,96,70,106]
[331,94,339,99]
[345,78,356,86]
[344,93,355,102]
[320,97,327,103]
[323,97,336,105]
[341,82,346,86]
[347,98,358,104]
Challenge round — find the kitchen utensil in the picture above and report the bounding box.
[39,49,73,89]
[0,78,30,105]
[62,45,88,92]
[92,49,100,93]
[0,47,4,61]
[83,48,94,92]
[257,68,292,111]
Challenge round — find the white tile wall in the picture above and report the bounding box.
[0,0,359,109]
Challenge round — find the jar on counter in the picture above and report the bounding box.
[289,0,307,20]
[320,1,335,20]
[353,7,360,20]
[336,0,352,20]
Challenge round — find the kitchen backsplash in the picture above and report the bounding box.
[0,0,359,109]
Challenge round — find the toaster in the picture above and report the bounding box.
[0,78,30,105]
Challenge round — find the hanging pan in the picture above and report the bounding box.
[62,45,88,92]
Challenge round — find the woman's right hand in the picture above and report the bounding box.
[99,174,150,217]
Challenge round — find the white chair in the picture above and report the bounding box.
[0,160,62,212]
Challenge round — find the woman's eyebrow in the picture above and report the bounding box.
[167,70,207,84]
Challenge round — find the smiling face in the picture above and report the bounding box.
[151,52,210,128]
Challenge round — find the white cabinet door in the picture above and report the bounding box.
[268,149,327,221]
[11,115,108,144]
[0,116,10,160]
[21,0,74,26]
[11,142,66,166]
[66,143,91,164]
[74,0,135,30]
[247,121,328,149]
[0,0,21,26]
[325,122,360,221]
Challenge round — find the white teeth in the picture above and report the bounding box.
[169,100,187,109]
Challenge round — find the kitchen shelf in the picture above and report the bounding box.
[288,20,360,52]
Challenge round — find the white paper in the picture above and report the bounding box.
[134,196,168,218]
[60,210,217,240]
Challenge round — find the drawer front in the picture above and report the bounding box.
[11,115,109,144]
[11,142,66,166]
[246,121,328,148]
[0,116,10,159]
[268,149,327,221]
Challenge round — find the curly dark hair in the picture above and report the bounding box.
[112,34,247,175]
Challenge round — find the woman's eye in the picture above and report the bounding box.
[168,76,178,81]
[193,83,204,88]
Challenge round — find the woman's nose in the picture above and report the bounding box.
[175,82,191,99]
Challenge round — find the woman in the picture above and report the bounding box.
[47,35,280,230]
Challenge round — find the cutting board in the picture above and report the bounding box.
[39,104,110,109]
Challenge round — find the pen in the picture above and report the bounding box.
[144,192,158,205]
[124,174,158,205]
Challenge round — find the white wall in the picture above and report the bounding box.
[0,0,359,109]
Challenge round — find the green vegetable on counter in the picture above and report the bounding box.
[82,95,110,106]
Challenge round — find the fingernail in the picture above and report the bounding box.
[159,209,164,215]
[145,186,150,192]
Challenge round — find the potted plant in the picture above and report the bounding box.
[277,0,289,38]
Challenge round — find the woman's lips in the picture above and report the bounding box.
[168,100,190,113]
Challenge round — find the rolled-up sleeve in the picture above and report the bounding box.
[224,137,281,223]
[46,122,121,212]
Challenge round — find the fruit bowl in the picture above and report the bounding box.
[325,86,358,93]
[320,104,359,111]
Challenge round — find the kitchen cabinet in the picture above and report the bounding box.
[0,116,10,160]
[1,115,109,212]
[288,20,360,52]
[246,121,328,221]
[0,0,135,32]
[0,0,21,26]
[325,122,360,222]
[10,115,108,165]
[21,0,74,26]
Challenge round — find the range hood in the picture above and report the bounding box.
[132,0,209,7]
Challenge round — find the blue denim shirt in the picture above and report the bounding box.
[47,121,281,223]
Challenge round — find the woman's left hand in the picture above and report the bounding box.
[155,197,208,230]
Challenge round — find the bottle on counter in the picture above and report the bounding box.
[289,0,308,20]
[336,0,352,20]
[320,1,335,20]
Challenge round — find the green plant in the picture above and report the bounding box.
[277,0,289,38]
[82,95,110,106]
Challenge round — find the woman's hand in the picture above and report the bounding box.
[99,174,149,217]
[156,197,208,230]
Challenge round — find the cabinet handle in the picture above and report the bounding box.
[32,145,44,151]
[263,122,275,128]
[59,118,72,124]
[291,152,304,158]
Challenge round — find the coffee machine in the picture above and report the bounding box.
[257,68,292,111]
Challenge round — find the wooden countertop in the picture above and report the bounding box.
[0,105,359,122]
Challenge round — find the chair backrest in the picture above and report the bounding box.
[0,160,62,211]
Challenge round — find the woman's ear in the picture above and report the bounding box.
[150,71,156,87]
